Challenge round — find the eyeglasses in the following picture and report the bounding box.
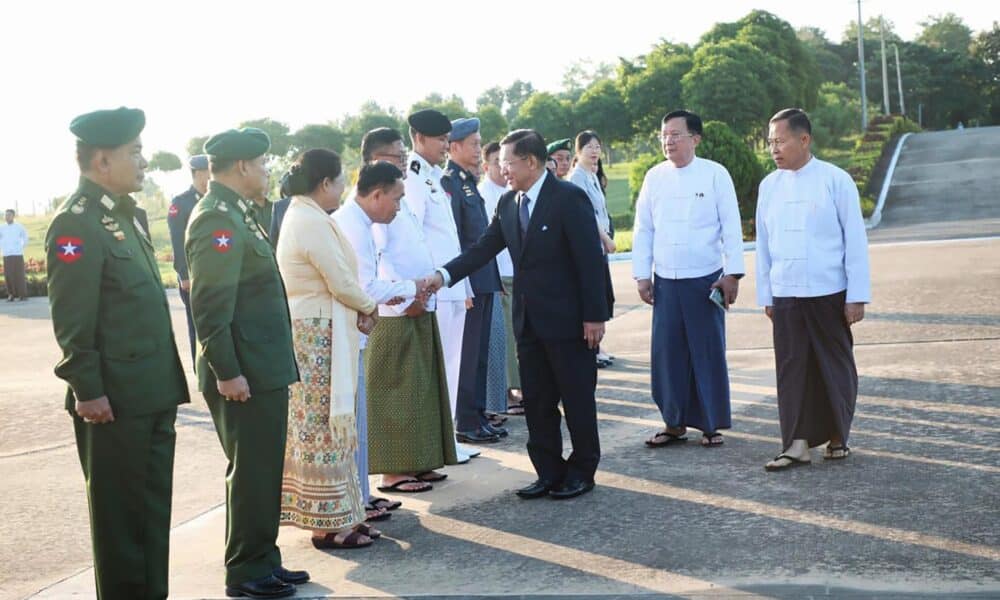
[765,138,787,147]
[660,133,694,141]
[499,156,528,169]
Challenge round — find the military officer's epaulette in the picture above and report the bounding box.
[65,192,95,216]
[444,168,455,178]
[202,196,230,213]
[410,160,421,175]
[458,170,467,181]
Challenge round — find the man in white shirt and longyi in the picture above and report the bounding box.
[632,110,745,450]
[756,108,871,471]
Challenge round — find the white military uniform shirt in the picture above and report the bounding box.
[632,156,745,281]
[403,151,472,302]
[755,156,871,306]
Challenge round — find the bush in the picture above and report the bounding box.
[611,212,635,232]
[628,152,664,211]
[698,121,764,220]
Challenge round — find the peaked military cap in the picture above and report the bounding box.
[189,154,209,170]
[70,107,145,147]
[448,117,480,142]
[203,128,271,160]
[408,109,452,136]
[546,138,572,156]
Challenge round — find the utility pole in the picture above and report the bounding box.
[857,0,868,129]
[880,16,890,115]
[892,43,905,116]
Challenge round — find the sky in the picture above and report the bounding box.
[0,0,995,213]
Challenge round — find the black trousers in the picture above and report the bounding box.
[3,255,27,299]
[455,293,493,431]
[517,315,600,484]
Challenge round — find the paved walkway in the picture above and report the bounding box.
[5,234,996,599]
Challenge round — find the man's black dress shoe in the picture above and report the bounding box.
[272,565,310,585]
[225,574,295,598]
[484,422,509,437]
[549,479,595,500]
[457,427,500,443]
[516,479,557,499]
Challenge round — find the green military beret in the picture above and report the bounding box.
[203,127,271,160]
[70,107,145,147]
[546,138,572,156]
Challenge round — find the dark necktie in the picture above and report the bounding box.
[519,192,530,240]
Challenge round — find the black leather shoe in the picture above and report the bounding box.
[225,574,295,598]
[516,479,557,499]
[549,479,595,500]
[272,565,310,585]
[484,422,509,437]
[457,428,500,443]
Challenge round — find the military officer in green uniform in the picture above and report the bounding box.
[185,128,307,599]
[46,107,190,599]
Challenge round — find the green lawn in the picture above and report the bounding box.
[604,162,632,217]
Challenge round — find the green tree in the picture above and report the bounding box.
[918,13,973,54]
[341,101,404,149]
[682,39,791,139]
[238,118,291,157]
[511,92,573,141]
[809,82,863,148]
[475,105,509,144]
[628,153,664,210]
[290,124,345,154]
[148,151,182,172]
[797,27,852,86]
[900,42,987,127]
[561,59,614,102]
[618,41,692,138]
[734,10,820,108]
[842,16,901,45]
[186,135,209,157]
[972,22,1000,123]
[477,86,505,111]
[503,80,535,122]
[697,121,763,220]
[573,80,630,159]
[409,93,470,119]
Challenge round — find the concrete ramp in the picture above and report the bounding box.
[870,126,1000,242]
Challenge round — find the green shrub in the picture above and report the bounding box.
[698,121,765,220]
[628,152,664,211]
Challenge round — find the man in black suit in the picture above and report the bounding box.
[428,129,610,500]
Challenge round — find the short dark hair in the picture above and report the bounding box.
[209,157,236,174]
[575,130,602,153]
[76,141,99,171]
[357,161,403,196]
[285,148,342,196]
[770,108,812,135]
[482,141,501,158]
[4,209,14,216]
[361,127,404,163]
[662,110,703,136]
[500,129,547,164]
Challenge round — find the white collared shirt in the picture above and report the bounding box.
[520,169,547,219]
[0,222,28,256]
[372,194,438,316]
[632,157,745,280]
[478,177,513,277]
[333,197,418,344]
[755,156,871,305]
[403,151,472,302]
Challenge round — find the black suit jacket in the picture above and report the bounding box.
[444,172,611,341]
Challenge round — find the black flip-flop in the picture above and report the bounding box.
[377,478,433,493]
[415,471,448,482]
[504,404,525,416]
[369,496,402,511]
[823,445,851,460]
[701,432,724,447]
[765,453,811,471]
[645,431,688,448]
[364,504,392,522]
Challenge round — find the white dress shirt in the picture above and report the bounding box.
[632,157,745,280]
[478,177,513,277]
[403,151,472,302]
[0,222,28,257]
[372,193,438,316]
[755,156,871,306]
[333,197,417,346]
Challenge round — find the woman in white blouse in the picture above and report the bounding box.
[569,130,616,367]
[276,149,382,549]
